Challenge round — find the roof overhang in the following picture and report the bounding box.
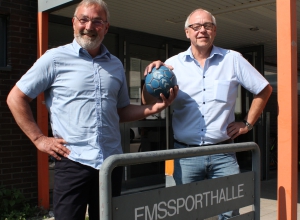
[38,0,80,13]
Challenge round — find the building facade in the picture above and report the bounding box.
[0,0,38,202]
[0,0,285,207]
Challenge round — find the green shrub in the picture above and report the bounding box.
[0,185,38,220]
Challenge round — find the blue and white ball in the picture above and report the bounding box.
[145,66,177,98]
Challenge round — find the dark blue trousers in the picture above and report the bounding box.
[53,157,123,220]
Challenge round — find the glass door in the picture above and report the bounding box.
[235,45,266,178]
[121,41,168,190]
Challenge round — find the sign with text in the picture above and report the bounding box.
[112,172,254,220]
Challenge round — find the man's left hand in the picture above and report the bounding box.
[154,85,179,110]
[227,121,248,139]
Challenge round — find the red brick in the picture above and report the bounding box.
[23,186,38,194]
[0,163,12,169]
[12,139,33,146]
[22,172,37,179]
[0,124,20,130]
[2,179,19,185]
[2,157,22,163]
[2,168,22,174]
[0,152,12,157]
[22,155,36,162]
[20,37,37,44]
[0,140,11,146]
[13,150,31,157]
[1,2,21,10]
[10,0,31,5]
[0,174,12,180]
[2,146,22,152]
[0,129,12,135]
[13,161,34,168]
[12,182,32,189]
[1,134,21,140]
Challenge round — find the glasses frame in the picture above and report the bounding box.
[74,15,108,27]
[188,22,215,31]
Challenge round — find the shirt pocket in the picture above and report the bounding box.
[213,80,230,102]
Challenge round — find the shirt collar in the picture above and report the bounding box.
[72,39,111,59]
[183,45,224,61]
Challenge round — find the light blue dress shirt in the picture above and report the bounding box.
[16,39,130,169]
[166,46,269,145]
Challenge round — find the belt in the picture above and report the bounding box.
[174,139,232,147]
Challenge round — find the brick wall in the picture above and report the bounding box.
[0,0,38,203]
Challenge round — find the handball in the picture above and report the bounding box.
[145,66,177,98]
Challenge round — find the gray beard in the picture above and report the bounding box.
[74,33,102,51]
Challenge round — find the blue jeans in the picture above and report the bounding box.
[173,142,240,220]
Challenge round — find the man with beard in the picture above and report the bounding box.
[6,0,177,219]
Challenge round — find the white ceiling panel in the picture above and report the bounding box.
[51,0,300,66]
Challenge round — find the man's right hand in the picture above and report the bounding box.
[143,60,174,76]
[7,86,71,160]
[34,135,70,160]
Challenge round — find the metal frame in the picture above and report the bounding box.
[100,142,260,220]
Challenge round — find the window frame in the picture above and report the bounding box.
[0,14,9,70]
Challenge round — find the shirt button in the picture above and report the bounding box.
[203,102,205,104]
[203,76,205,78]
[202,115,204,118]
[203,89,206,91]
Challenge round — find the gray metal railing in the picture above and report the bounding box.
[100,142,260,220]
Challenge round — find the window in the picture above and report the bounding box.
[0,15,7,68]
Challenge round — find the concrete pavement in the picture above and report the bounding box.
[240,171,300,220]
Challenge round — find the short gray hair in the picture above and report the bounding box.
[184,9,216,29]
[74,0,110,22]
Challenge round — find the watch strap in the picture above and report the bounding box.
[243,119,253,131]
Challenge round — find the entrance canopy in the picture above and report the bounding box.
[38,0,80,13]
[39,0,283,66]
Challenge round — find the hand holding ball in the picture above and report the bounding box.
[145,66,177,98]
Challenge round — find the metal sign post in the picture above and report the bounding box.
[100,142,260,220]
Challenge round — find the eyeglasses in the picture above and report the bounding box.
[74,16,108,27]
[188,22,215,31]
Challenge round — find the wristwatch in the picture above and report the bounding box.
[243,120,253,131]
